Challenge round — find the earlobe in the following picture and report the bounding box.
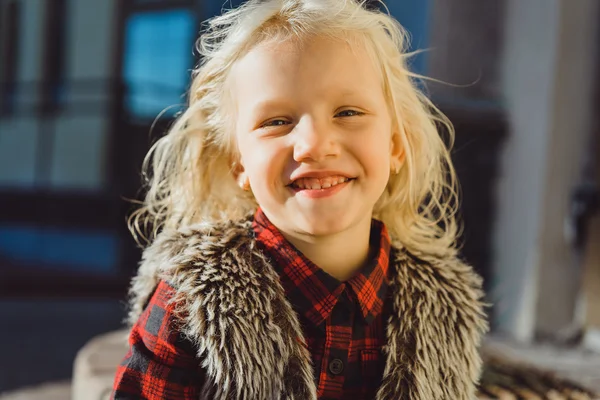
[230,157,250,191]
[390,132,405,173]
[238,174,251,191]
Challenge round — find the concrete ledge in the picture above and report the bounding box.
[71,329,128,400]
[0,382,71,400]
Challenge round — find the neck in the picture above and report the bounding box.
[279,214,374,282]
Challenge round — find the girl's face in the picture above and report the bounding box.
[230,35,402,238]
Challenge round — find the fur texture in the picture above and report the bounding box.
[127,217,489,400]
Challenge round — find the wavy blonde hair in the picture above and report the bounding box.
[129,0,459,257]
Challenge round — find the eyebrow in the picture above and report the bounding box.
[337,90,362,98]
[249,98,293,117]
[253,90,362,108]
[248,89,372,119]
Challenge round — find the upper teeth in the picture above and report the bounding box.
[292,177,350,190]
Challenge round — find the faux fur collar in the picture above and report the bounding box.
[127,217,489,400]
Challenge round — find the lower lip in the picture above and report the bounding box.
[289,180,352,199]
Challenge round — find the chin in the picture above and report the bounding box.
[296,213,353,237]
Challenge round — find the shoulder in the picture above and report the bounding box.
[128,216,255,326]
[135,218,287,360]
[392,245,486,300]
[388,245,490,392]
[390,244,489,332]
[142,216,255,273]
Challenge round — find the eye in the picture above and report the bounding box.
[335,109,364,118]
[261,119,290,128]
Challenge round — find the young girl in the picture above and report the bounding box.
[112,0,489,399]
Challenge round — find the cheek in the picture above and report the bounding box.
[242,140,289,189]
[357,131,392,175]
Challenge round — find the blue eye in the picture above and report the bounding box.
[336,109,364,117]
[262,119,289,127]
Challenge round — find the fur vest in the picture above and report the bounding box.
[127,217,489,400]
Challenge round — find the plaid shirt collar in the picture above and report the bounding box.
[252,208,391,327]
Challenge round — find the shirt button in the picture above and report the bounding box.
[328,358,344,375]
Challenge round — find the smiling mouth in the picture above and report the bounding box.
[289,176,355,190]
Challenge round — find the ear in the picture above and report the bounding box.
[238,174,250,191]
[390,130,405,173]
[230,156,250,191]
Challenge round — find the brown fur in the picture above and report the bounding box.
[127,217,489,399]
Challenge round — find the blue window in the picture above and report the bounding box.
[384,0,431,75]
[203,0,245,19]
[0,226,119,274]
[122,9,196,120]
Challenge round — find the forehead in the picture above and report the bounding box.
[228,35,385,107]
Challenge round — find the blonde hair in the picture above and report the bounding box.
[129,0,459,257]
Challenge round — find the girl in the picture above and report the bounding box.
[112,0,489,399]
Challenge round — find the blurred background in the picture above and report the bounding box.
[0,0,599,397]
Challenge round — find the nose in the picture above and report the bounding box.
[292,117,340,163]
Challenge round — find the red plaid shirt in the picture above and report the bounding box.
[113,209,392,399]
[253,209,392,399]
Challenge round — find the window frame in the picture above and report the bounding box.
[0,0,21,115]
[0,0,200,298]
[39,0,68,115]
